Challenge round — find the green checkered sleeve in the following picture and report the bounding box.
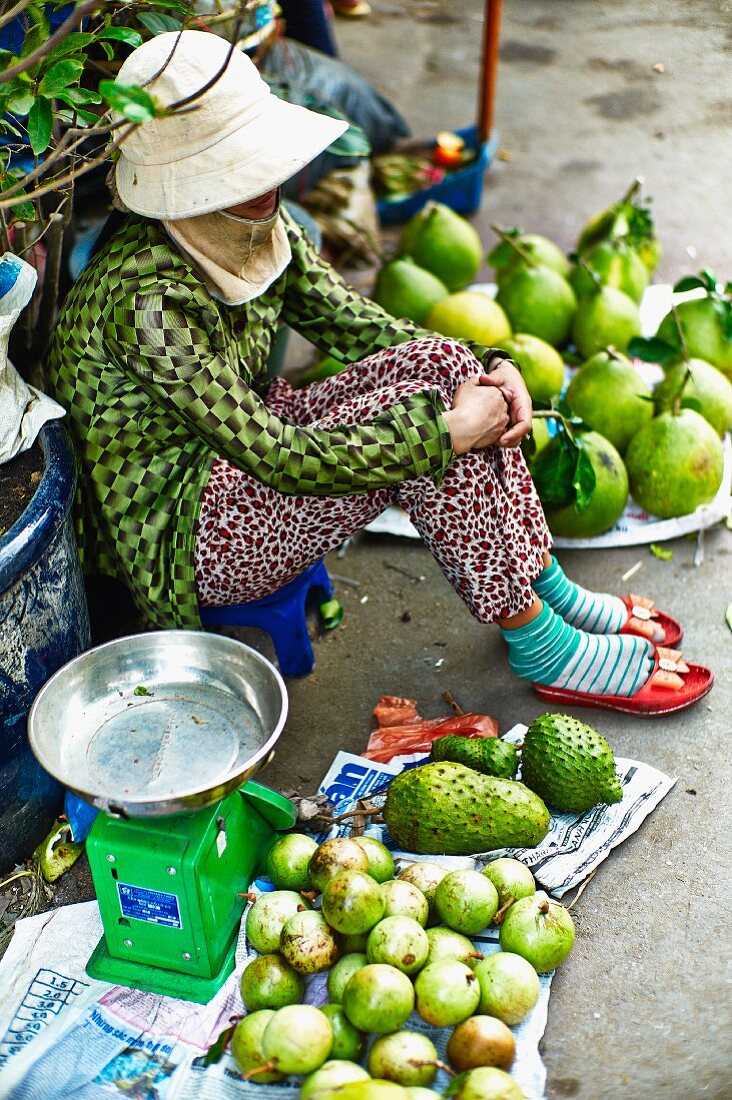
[282,213,505,374]
[109,287,451,495]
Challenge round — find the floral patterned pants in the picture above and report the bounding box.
[194,338,552,623]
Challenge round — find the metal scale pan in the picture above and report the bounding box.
[28,631,288,817]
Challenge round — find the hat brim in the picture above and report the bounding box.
[116,95,348,220]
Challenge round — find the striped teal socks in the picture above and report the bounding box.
[534,555,628,634]
[501,601,654,697]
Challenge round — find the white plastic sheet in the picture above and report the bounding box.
[0,253,65,466]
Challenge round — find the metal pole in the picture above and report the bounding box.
[478,0,503,146]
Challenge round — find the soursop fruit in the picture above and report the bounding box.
[521,713,623,813]
[430,735,519,779]
[383,762,550,855]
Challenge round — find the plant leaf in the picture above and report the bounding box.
[573,446,597,512]
[319,598,344,630]
[99,80,158,123]
[649,543,673,561]
[672,275,705,294]
[203,1023,237,1066]
[7,90,35,116]
[134,685,153,697]
[97,27,144,47]
[0,118,22,137]
[680,396,702,413]
[39,59,85,96]
[55,86,102,106]
[27,97,53,154]
[137,11,183,34]
[627,335,679,365]
[725,602,732,634]
[43,31,95,65]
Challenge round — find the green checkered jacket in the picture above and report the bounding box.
[47,211,496,629]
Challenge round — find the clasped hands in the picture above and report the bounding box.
[443,357,533,455]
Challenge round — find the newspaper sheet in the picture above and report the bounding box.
[0,732,674,1100]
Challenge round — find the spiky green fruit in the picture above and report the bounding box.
[521,714,623,813]
[430,736,519,779]
[383,763,550,855]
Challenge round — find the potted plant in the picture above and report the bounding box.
[0,0,201,873]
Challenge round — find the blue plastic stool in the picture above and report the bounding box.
[199,560,334,677]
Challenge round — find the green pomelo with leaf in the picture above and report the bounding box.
[544,430,628,539]
[657,298,732,377]
[373,258,449,325]
[624,408,724,518]
[496,267,577,348]
[569,240,648,304]
[399,202,482,291]
[488,231,570,283]
[653,358,732,436]
[571,284,641,359]
[427,291,511,345]
[495,333,565,404]
[576,179,661,275]
[564,350,653,454]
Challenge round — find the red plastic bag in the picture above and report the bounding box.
[364,695,499,763]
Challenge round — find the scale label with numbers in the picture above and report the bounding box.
[117,883,182,928]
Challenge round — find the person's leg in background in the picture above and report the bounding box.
[279,0,339,55]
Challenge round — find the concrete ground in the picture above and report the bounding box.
[17,2,732,1098]
[283,3,731,1097]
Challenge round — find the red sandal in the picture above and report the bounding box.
[533,647,713,716]
[619,594,682,648]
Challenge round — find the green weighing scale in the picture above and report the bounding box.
[28,631,295,1003]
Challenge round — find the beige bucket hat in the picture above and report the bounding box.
[114,31,348,219]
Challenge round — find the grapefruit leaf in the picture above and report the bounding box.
[673,275,706,294]
[627,336,678,365]
[573,447,597,512]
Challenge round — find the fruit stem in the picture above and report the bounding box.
[621,177,643,205]
[422,1059,455,1076]
[576,257,603,292]
[490,223,536,266]
[242,1062,278,1080]
[492,897,516,925]
[606,345,623,362]
[538,897,550,915]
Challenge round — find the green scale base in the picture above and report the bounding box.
[85,781,295,1003]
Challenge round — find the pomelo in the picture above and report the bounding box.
[373,258,449,325]
[576,182,661,274]
[545,431,629,538]
[564,350,653,454]
[495,267,577,348]
[571,285,640,359]
[653,358,732,436]
[522,416,552,462]
[496,333,565,404]
[427,291,511,345]
[488,232,570,283]
[625,409,724,518]
[656,298,732,378]
[569,240,648,304]
[399,202,482,291]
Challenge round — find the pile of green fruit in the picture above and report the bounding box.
[232,831,576,1100]
[230,714,624,1099]
[360,182,731,532]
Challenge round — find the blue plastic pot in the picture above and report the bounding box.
[0,421,90,874]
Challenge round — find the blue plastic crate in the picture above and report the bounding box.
[377,125,498,226]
